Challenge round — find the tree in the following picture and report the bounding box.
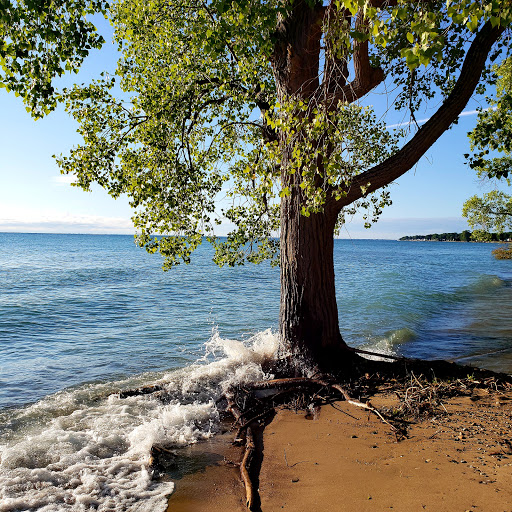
[460,230,471,242]
[3,0,512,373]
[463,57,512,243]
[463,190,512,238]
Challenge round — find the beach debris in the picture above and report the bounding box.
[110,350,512,510]
[241,427,259,511]
[118,384,164,399]
[217,356,512,510]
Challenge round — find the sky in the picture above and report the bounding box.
[0,22,500,240]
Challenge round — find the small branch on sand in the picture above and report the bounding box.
[240,426,258,511]
[327,382,399,434]
[239,409,275,429]
[284,448,308,468]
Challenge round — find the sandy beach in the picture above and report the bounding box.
[167,387,512,512]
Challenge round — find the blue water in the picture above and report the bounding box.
[0,233,279,408]
[1,233,511,512]
[1,234,511,410]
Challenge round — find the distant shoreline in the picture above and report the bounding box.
[400,230,512,243]
[400,239,507,243]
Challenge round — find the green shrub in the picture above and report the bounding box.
[492,244,512,260]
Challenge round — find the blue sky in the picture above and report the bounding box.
[0,24,497,239]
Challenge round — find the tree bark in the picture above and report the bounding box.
[271,0,384,369]
[279,176,347,368]
[328,21,504,212]
[272,0,352,369]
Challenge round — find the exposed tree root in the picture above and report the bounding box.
[115,353,512,510]
[222,357,512,509]
[240,426,258,511]
[224,374,410,506]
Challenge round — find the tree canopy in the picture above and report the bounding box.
[0,0,108,116]
[44,0,510,268]
[463,190,512,239]
[2,1,510,264]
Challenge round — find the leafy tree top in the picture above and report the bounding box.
[466,56,512,181]
[0,0,109,116]
[3,0,511,266]
[463,54,512,241]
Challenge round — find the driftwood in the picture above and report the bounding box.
[349,346,408,361]
[240,426,257,511]
[225,391,243,422]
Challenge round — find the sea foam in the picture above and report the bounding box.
[0,330,279,512]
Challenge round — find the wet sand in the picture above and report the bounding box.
[167,388,512,511]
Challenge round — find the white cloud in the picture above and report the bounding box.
[51,174,78,185]
[386,107,492,130]
[0,206,134,234]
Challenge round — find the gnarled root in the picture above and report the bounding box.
[227,375,408,509]
[240,376,399,434]
[240,426,259,511]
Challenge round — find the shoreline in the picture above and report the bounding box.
[166,388,512,511]
[399,239,511,243]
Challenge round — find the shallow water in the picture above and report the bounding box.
[332,239,512,371]
[0,233,511,511]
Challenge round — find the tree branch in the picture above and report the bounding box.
[319,8,384,107]
[322,2,350,97]
[487,208,512,217]
[329,21,504,212]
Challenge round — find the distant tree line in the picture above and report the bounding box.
[399,230,512,242]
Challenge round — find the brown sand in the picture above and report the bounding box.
[167,389,512,512]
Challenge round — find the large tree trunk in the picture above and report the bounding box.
[270,1,502,372]
[279,182,349,369]
[272,0,351,370]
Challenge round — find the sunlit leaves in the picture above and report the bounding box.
[335,0,511,71]
[462,191,512,236]
[57,0,280,266]
[48,0,511,268]
[463,57,512,240]
[466,58,512,180]
[325,0,509,124]
[0,0,108,117]
[267,98,399,219]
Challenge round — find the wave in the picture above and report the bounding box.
[353,275,509,361]
[358,327,416,360]
[458,274,506,296]
[0,330,279,512]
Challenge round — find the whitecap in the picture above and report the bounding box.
[0,330,279,512]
